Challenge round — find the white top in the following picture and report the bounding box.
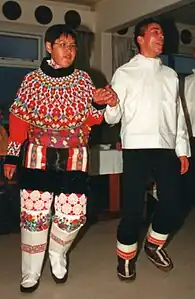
[185,70,195,137]
[104,54,190,157]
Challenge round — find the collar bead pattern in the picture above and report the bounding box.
[10,59,95,131]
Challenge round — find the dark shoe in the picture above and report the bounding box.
[20,281,39,293]
[117,256,136,281]
[144,241,173,272]
[50,266,68,284]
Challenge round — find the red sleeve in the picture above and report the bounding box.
[83,74,105,127]
[6,113,29,159]
[84,109,104,126]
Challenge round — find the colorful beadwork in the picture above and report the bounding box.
[7,64,105,162]
[52,215,86,232]
[7,141,21,157]
[10,69,102,131]
[21,211,51,232]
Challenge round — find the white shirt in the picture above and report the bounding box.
[104,54,190,157]
[185,70,195,137]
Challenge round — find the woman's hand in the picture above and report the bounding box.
[4,164,16,180]
[93,86,118,107]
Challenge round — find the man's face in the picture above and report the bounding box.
[46,34,77,68]
[138,23,164,57]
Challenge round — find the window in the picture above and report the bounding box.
[160,54,195,75]
[0,30,43,123]
[0,32,42,67]
[174,55,195,74]
[160,54,169,66]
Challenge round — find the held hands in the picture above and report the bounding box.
[4,164,16,180]
[93,85,118,107]
[179,156,189,174]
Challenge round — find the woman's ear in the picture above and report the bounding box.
[45,42,52,54]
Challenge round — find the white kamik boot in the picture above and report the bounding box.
[21,228,49,292]
[49,222,81,283]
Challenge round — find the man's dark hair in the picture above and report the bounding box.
[134,18,162,52]
[44,24,77,46]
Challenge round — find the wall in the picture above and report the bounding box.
[93,0,190,82]
[96,0,188,31]
[91,32,113,82]
[0,0,97,69]
[0,0,192,83]
[0,0,95,32]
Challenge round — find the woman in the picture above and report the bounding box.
[4,24,117,293]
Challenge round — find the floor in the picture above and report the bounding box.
[1,209,195,299]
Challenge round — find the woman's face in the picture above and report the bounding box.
[46,34,77,68]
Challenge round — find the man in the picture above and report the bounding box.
[181,71,195,210]
[4,24,117,293]
[95,18,190,280]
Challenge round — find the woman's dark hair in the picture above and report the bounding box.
[134,18,162,52]
[44,24,77,46]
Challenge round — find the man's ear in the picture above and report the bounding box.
[137,36,144,46]
[45,42,52,54]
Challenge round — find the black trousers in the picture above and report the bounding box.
[19,168,88,196]
[180,137,195,215]
[117,149,181,245]
[18,147,88,195]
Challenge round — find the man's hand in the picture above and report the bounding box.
[116,142,122,150]
[179,156,189,174]
[93,86,118,107]
[4,164,16,180]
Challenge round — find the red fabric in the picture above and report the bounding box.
[8,113,29,144]
[84,113,104,126]
[4,164,16,168]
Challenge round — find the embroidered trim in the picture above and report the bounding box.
[147,235,166,246]
[28,126,90,149]
[21,190,53,211]
[21,243,47,254]
[147,228,168,246]
[25,145,88,171]
[52,215,86,232]
[7,141,21,157]
[117,249,137,260]
[55,193,87,215]
[67,148,88,171]
[50,233,72,246]
[21,211,51,232]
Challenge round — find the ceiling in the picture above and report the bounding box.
[157,2,195,26]
[47,0,195,25]
[47,0,102,7]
